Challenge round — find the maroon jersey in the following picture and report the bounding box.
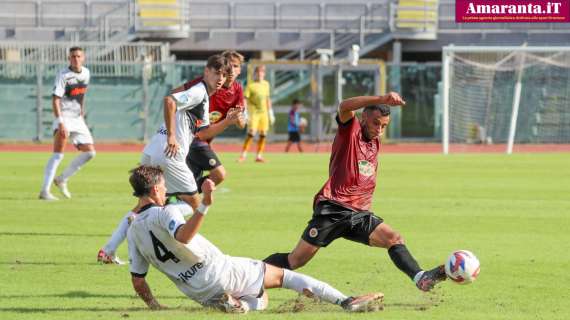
[183,77,244,147]
[313,115,380,212]
[183,76,244,123]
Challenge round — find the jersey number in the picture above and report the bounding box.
[149,231,180,263]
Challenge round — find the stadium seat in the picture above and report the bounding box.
[137,0,181,27]
[395,0,438,30]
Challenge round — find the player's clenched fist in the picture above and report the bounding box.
[380,92,406,106]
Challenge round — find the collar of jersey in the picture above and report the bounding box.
[136,203,159,214]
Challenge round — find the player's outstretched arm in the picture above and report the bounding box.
[195,108,243,141]
[132,276,165,310]
[174,179,215,244]
[338,92,405,123]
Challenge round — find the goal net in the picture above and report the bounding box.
[442,46,570,154]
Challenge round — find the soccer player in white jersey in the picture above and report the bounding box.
[96,54,242,264]
[140,54,241,210]
[125,165,384,313]
[39,47,96,200]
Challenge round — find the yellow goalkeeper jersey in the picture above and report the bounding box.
[244,80,270,114]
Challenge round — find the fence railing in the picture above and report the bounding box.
[0,41,171,64]
[0,59,440,142]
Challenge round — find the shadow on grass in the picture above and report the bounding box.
[0,291,182,300]
[0,232,107,238]
[1,261,100,266]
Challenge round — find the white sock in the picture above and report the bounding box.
[413,271,425,284]
[103,211,135,255]
[41,153,64,192]
[59,151,96,181]
[282,269,348,305]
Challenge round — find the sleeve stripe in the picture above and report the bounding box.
[131,272,147,278]
[173,223,185,239]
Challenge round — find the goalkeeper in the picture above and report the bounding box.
[238,65,274,163]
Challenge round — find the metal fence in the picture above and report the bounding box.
[0,59,441,142]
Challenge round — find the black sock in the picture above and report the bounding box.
[263,253,291,269]
[196,175,210,194]
[388,244,422,280]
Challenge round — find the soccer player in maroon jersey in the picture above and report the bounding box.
[173,51,246,191]
[264,93,447,292]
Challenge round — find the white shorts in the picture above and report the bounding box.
[52,117,94,146]
[140,152,197,196]
[204,257,267,311]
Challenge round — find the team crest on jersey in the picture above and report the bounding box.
[209,111,222,123]
[358,160,375,177]
[168,220,176,231]
[309,228,319,238]
[209,158,217,166]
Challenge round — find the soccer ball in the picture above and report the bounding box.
[445,250,480,284]
[299,117,308,128]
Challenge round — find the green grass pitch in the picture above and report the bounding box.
[1,151,569,319]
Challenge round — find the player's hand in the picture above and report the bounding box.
[148,301,167,310]
[58,123,67,138]
[164,135,179,158]
[236,110,246,128]
[201,178,216,205]
[380,92,406,106]
[226,108,241,125]
[269,108,276,125]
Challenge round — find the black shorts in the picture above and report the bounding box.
[301,201,383,247]
[185,145,222,180]
[288,131,301,143]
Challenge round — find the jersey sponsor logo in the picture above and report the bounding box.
[168,220,176,231]
[309,227,319,238]
[209,111,222,123]
[358,160,375,177]
[177,262,204,283]
[69,86,87,96]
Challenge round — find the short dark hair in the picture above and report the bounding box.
[364,105,391,117]
[129,165,163,197]
[69,46,83,54]
[206,54,231,75]
[292,98,301,105]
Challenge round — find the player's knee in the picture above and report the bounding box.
[388,232,405,246]
[211,166,226,184]
[85,150,96,160]
[288,254,308,270]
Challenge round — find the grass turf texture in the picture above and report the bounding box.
[0,151,569,319]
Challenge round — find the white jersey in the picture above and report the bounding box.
[143,81,210,160]
[127,204,233,303]
[52,66,90,118]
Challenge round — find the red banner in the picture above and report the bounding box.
[456,0,570,22]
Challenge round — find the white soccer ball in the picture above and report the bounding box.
[445,250,480,284]
[299,117,308,128]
